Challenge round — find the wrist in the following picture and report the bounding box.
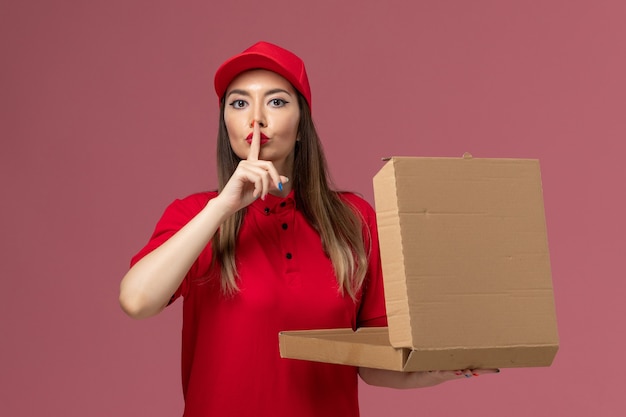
[204,195,236,223]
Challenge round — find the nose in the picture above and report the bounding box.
[250,101,267,128]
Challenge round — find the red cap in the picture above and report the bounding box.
[214,41,312,110]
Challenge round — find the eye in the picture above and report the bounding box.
[269,98,288,108]
[229,99,248,109]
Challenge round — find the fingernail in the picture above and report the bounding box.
[455,372,463,376]
[283,177,289,183]
[278,182,283,191]
[472,373,479,377]
[251,120,255,127]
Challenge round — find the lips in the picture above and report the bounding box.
[246,132,270,145]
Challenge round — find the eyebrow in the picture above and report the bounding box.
[226,88,294,99]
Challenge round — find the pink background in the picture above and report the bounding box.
[2,0,625,415]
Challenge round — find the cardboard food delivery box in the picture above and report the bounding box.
[279,155,559,371]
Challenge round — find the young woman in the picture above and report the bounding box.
[120,41,497,417]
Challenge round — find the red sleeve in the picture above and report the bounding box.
[129,192,216,303]
[341,193,388,328]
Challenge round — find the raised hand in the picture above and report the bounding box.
[215,121,288,214]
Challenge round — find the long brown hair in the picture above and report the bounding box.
[211,94,369,300]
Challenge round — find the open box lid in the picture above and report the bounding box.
[279,155,559,371]
[375,155,558,352]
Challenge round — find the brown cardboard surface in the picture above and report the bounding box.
[279,327,558,371]
[279,156,559,371]
[279,328,409,371]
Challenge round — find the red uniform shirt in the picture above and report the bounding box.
[131,190,387,417]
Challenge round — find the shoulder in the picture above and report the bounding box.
[130,191,219,267]
[174,190,219,207]
[337,192,374,213]
[337,192,376,221]
[161,191,219,221]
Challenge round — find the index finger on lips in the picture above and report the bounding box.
[247,120,260,161]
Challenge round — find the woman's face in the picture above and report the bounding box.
[224,69,301,175]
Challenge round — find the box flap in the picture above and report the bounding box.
[279,327,411,371]
[279,328,558,372]
[373,157,559,351]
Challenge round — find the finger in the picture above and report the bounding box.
[248,120,260,161]
[278,176,289,191]
[470,368,500,376]
[262,164,287,192]
[258,165,270,199]
[453,369,474,379]
[451,368,500,379]
[248,160,288,193]
[239,162,272,199]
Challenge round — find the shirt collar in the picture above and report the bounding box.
[249,189,296,215]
